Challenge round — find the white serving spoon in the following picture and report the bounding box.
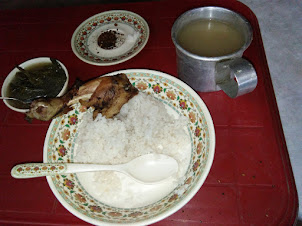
[11,154,178,184]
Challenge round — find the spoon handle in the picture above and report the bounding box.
[11,163,124,179]
[0,97,28,104]
[0,97,19,101]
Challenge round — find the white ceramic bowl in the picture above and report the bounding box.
[43,69,215,225]
[1,57,69,113]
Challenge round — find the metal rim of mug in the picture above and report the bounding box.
[171,6,253,62]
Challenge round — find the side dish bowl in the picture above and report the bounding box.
[43,69,215,225]
[1,57,69,113]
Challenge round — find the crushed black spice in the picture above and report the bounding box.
[98,30,118,49]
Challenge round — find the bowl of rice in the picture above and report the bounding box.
[43,69,215,225]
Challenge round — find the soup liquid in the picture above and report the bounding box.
[177,19,245,57]
[7,61,66,109]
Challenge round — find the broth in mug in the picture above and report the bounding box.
[177,19,245,57]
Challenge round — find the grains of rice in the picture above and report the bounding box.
[74,92,191,208]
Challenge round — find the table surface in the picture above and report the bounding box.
[0,0,300,225]
[238,1,302,222]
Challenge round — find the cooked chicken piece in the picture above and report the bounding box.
[79,73,138,119]
[25,73,138,121]
[26,98,65,121]
[25,80,81,122]
[68,77,104,104]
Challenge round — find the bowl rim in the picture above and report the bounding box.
[43,69,215,225]
[1,57,69,113]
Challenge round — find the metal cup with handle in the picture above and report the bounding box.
[171,6,257,98]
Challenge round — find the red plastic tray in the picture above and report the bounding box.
[0,0,298,225]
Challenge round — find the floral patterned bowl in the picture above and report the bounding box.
[43,69,215,225]
[71,10,149,66]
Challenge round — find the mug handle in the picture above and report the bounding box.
[215,58,257,98]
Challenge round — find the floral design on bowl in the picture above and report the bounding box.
[71,10,149,66]
[44,69,215,225]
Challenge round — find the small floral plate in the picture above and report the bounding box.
[43,69,215,225]
[71,10,149,66]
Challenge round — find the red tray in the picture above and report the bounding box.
[0,0,298,225]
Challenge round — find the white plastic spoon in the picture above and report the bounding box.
[11,154,178,183]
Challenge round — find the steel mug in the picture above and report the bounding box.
[171,6,257,98]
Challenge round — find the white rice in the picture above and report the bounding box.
[74,92,191,208]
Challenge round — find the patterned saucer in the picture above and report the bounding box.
[71,10,149,66]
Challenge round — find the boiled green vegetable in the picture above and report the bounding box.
[7,58,66,109]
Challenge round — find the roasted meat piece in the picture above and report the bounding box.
[25,73,138,121]
[79,73,138,119]
[26,98,65,121]
[25,79,81,121]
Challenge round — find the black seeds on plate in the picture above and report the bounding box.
[97,30,117,49]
